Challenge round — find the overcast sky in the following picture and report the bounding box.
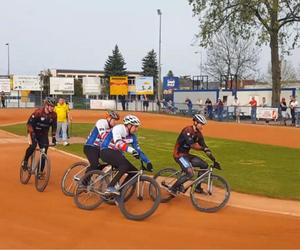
[0,0,299,78]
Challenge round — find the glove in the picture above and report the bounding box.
[213,161,221,170]
[132,150,140,159]
[146,162,153,172]
[52,136,56,145]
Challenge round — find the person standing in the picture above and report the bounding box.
[289,95,298,126]
[54,98,70,146]
[249,97,257,124]
[280,97,288,126]
[216,98,224,121]
[205,98,213,119]
[1,91,6,108]
[185,98,193,115]
[232,97,241,123]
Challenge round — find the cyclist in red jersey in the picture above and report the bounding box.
[169,114,220,196]
[21,97,57,171]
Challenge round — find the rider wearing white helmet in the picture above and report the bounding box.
[100,114,153,195]
[169,113,220,196]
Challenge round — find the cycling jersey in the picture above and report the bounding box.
[85,119,110,147]
[173,125,209,158]
[27,108,57,136]
[101,124,150,164]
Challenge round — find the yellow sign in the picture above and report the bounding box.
[110,76,128,95]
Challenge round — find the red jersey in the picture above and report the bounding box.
[249,99,257,107]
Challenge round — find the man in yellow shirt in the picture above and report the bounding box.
[54,98,70,146]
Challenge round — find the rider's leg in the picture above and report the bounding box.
[37,136,49,172]
[190,155,208,193]
[84,145,101,173]
[22,135,38,170]
[170,156,194,193]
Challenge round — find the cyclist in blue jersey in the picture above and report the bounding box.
[100,114,153,195]
[84,110,120,174]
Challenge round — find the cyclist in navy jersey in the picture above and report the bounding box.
[84,110,120,174]
[21,97,57,172]
[169,114,220,196]
[100,114,153,195]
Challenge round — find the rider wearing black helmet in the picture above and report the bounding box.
[169,113,220,196]
[21,97,57,172]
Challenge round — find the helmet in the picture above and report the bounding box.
[44,97,56,107]
[193,114,207,125]
[105,110,120,120]
[123,115,141,126]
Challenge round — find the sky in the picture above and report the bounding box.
[0,0,300,78]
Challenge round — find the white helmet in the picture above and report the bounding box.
[193,114,207,125]
[123,115,141,126]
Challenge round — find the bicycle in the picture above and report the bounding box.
[20,146,54,192]
[60,161,89,196]
[154,162,230,213]
[73,161,161,221]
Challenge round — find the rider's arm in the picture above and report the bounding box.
[198,136,216,162]
[27,109,40,135]
[131,134,151,164]
[95,119,109,140]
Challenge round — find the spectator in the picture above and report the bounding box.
[120,95,126,111]
[196,98,204,114]
[261,97,268,107]
[216,98,224,121]
[280,97,288,126]
[142,95,149,112]
[185,98,193,115]
[1,91,6,108]
[249,97,257,124]
[205,98,213,119]
[156,98,161,112]
[232,96,241,123]
[289,95,298,126]
[54,98,70,146]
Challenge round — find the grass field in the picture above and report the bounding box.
[2,123,300,200]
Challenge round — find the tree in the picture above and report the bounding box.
[204,28,259,81]
[189,0,300,106]
[39,69,52,97]
[167,70,174,77]
[141,49,158,96]
[74,79,83,96]
[104,45,127,77]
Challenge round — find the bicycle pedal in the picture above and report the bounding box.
[73,176,80,181]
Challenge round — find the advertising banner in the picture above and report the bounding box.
[135,76,154,95]
[0,78,11,93]
[163,76,179,101]
[90,99,115,110]
[50,77,74,95]
[257,107,278,120]
[82,77,101,95]
[110,76,128,95]
[13,75,41,91]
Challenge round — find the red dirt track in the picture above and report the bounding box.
[1,108,300,249]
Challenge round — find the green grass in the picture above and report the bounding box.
[2,123,300,200]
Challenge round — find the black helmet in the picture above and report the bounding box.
[44,97,56,107]
[105,110,120,120]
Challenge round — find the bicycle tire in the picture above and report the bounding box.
[35,154,51,192]
[153,167,181,203]
[19,155,33,184]
[118,175,161,221]
[73,170,107,210]
[190,174,230,213]
[61,161,89,196]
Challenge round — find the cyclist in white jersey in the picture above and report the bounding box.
[100,114,153,195]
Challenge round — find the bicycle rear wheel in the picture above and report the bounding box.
[190,174,230,213]
[118,176,161,221]
[153,168,180,203]
[35,154,51,192]
[61,161,89,196]
[20,155,33,184]
[73,170,107,210]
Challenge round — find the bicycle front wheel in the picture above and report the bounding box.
[73,170,107,210]
[118,176,161,221]
[35,154,51,192]
[20,155,33,184]
[61,161,89,196]
[190,174,230,213]
[153,168,180,203]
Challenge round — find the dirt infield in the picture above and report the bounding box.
[1,108,300,148]
[1,108,300,248]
